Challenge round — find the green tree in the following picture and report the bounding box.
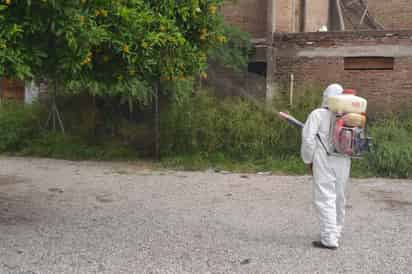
[0,0,229,100]
[0,0,250,157]
[0,2,32,78]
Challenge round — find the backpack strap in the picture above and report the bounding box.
[316,133,331,156]
[316,108,331,156]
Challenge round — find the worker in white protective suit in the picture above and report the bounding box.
[301,84,351,250]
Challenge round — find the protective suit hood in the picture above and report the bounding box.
[321,84,343,107]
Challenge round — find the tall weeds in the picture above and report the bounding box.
[161,89,412,178]
[161,88,320,161]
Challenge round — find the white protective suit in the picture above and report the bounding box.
[301,84,351,248]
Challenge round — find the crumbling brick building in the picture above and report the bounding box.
[222,0,412,112]
[222,0,412,34]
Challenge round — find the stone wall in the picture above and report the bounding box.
[272,31,412,112]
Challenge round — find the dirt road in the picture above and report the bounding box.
[0,157,411,274]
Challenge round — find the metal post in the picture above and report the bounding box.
[154,81,160,160]
[291,0,296,32]
[266,0,279,105]
[267,0,276,36]
[290,73,294,107]
[336,0,346,31]
[300,0,306,32]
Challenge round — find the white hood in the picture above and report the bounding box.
[321,84,343,107]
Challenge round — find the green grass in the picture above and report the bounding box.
[160,154,379,178]
[18,133,139,161]
[160,153,306,175]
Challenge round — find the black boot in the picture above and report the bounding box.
[312,241,338,250]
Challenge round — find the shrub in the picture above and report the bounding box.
[0,101,41,152]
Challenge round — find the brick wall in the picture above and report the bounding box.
[305,0,329,32]
[272,31,412,112]
[222,0,330,34]
[368,0,412,29]
[221,0,267,38]
[222,0,412,36]
[276,0,293,32]
[0,78,25,101]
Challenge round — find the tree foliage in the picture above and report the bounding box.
[0,0,230,101]
[208,23,251,72]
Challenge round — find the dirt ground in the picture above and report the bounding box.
[0,156,411,274]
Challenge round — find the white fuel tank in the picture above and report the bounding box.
[328,94,367,114]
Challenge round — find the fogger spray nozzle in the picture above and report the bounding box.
[278,112,288,120]
[278,112,305,129]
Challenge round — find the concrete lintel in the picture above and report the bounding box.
[279,45,412,58]
[273,30,412,41]
[251,45,268,63]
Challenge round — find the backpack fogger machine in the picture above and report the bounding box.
[278,91,372,158]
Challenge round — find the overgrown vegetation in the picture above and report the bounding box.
[160,90,412,178]
[159,88,317,174]
[362,115,412,178]
[1,89,412,178]
[162,92,302,155]
[20,133,138,161]
[0,101,41,152]
[0,97,148,160]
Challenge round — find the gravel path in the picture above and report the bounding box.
[0,157,411,274]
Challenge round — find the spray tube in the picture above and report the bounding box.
[278,112,330,155]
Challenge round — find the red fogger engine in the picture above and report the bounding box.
[278,89,372,158]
